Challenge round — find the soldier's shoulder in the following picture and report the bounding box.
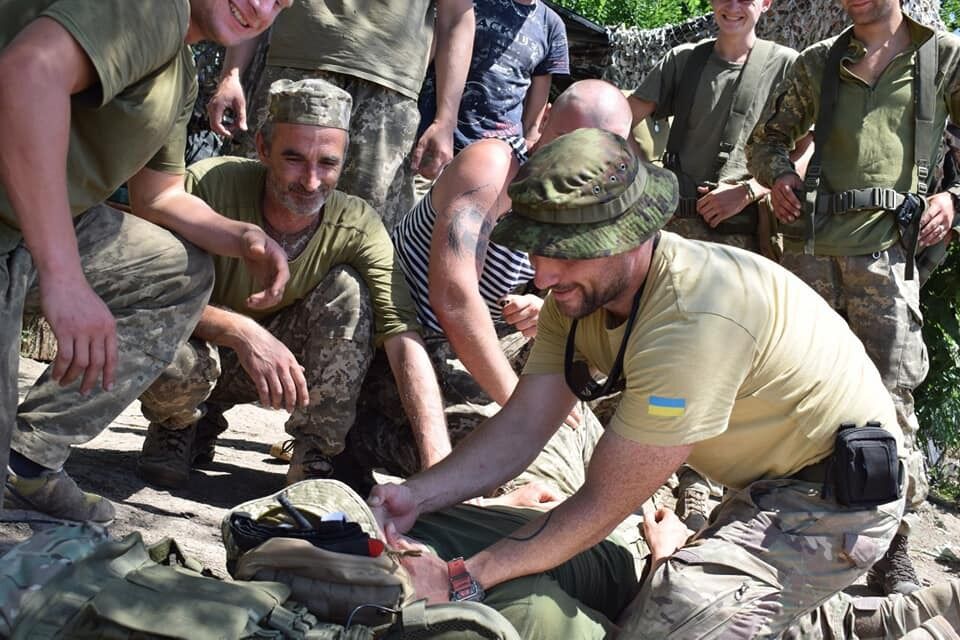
[186,155,262,184]
[797,35,839,67]
[934,28,960,63]
[324,190,388,232]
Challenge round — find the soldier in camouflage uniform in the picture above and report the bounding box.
[0,1,292,525]
[137,79,451,488]
[746,0,960,595]
[367,129,927,637]
[205,0,475,232]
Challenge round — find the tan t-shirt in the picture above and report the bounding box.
[634,39,797,189]
[524,232,900,489]
[0,0,195,231]
[186,157,420,345]
[267,0,435,100]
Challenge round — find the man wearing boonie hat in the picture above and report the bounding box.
[367,128,960,637]
[137,78,450,490]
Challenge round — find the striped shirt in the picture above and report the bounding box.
[392,192,536,334]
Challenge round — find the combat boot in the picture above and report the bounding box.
[286,441,334,485]
[138,422,196,488]
[5,468,115,524]
[193,413,229,466]
[675,472,712,532]
[867,533,922,595]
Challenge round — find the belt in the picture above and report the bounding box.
[816,188,904,215]
[787,458,830,484]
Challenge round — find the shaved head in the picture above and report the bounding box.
[536,79,634,148]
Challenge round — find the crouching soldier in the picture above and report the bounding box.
[137,79,450,488]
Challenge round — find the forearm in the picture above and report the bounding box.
[219,36,262,82]
[129,173,260,257]
[522,75,551,142]
[192,305,257,351]
[745,71,816,187]
[436,295,518,406]
[404,374,573,515]
[432,0,474,128]
[384,332,452,469]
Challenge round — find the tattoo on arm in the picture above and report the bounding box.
[445,185,497,274]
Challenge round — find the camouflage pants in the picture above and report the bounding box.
[781,246,929,535]
[347,327,603,490]
[230,66,419,231]
[0,205,213,484]
[619,477,905,639]
[139,266,374,455]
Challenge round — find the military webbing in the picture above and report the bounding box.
[801,27,939,277]
[663,40,714,174]
[663,38,775,180]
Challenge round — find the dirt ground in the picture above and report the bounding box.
[3,356,960,591]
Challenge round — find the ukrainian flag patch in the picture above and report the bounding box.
[648,396,686,417]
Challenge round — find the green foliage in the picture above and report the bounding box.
[551,0,711,29]
[918,244,960,453]
[943,0,960,32]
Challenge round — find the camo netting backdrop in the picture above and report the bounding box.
[604,0,944,89]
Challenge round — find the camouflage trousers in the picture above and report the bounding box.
[0,205,213,487]
[619,477,905,639]
[230,66,419,232]
[781,246,929,535]
[346,326,604,491]
[139,265,374,455]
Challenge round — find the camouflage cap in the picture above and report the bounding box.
[268,78,352,130]
[490,128,678,259]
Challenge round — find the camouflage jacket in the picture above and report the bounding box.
[746,15,960,190]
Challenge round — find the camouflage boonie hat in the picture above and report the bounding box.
[268,78,352,130]
[490,128,678,259]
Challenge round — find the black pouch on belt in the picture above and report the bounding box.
[829,422,903,507]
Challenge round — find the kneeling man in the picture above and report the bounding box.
[138,79,449,487]
[372,128,917,637]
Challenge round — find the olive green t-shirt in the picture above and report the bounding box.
[185,157,420,345]
[747,17,960,255]
[523,232,900,490]
[0,0,196,232]
[267,0,435,100]
[634,39,797,190]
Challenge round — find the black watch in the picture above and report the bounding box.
[448,557,485,602]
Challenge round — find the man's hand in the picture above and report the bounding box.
[207,73,247,138]
[641,502,693,565]
[500,294,542,338]
[385,524,451,604]
[563,402,583,430]
[696,182,750,227]
[42,277,117,395]
[920,192,956,248]
[411,120,454,180]
[484,480,565,510]
[369,483,421,534]
[235,320,308,412]
[771,173,803,223]
[240,228,289,310]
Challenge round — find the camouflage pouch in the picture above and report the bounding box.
[0,523,349,639]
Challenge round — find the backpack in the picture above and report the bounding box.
[0,522,364,639]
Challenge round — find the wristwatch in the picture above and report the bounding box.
[448,557,485,602]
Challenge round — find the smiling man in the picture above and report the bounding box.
[370,129,918,637]
[0,0,291,524]
[746,0,960,596]
[137,79,450,490]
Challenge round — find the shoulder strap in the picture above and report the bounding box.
[715,39,776,178]
[914,32,938,197]
[802,27,854,254]
[664,40,716,172]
